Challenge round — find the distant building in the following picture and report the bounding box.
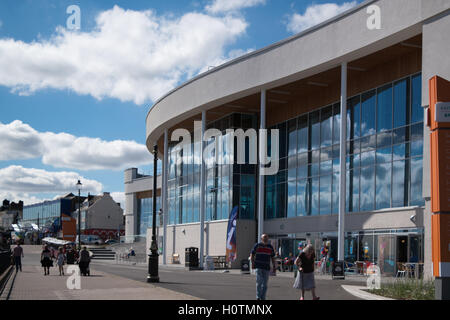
[124,168,162,242]
[21,193,84,229]
[77,192,124,240]
[0,199,23,230]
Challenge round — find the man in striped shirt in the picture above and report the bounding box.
[250,234,276,300]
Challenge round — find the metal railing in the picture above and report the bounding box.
[115,252,147,264]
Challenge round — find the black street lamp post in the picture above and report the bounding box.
[37,211,40,245]
[147,144,159,283]
[76,180,82,250]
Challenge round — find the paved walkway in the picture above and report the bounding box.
[2,264,200,300]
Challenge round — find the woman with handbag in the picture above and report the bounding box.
[293,244,320,300]
[41,245,53,275]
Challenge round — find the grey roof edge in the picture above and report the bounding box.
[145,0,377,122]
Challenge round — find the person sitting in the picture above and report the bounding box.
[127,247,136,258]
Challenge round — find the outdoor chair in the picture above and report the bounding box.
[355,261,365,275]
[396,263,406,278]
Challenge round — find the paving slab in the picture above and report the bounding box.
[4,265,200,300]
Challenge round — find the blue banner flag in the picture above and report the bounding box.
[226,206,239,263]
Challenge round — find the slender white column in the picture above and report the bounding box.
[338,62,347,262]
[162,129,169,265]
[258,90,266,241]
[199,110,206,267]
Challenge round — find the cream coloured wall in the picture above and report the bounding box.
[147,219,256,268]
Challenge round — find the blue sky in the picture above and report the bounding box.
[0,0,362,206]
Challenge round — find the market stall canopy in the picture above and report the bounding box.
[42,237,74,246]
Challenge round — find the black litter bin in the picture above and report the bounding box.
[241,259,250,273]
[331,261,345,279]
[185,247,199,269]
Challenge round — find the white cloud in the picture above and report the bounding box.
[0,165,103,205]
[0,120,152,171]
[110,192,125,209]
[0,191,46,206]
[0,6,247,104]
[205,0,265,14]
[287,1,358,34]
[0,120,43,160]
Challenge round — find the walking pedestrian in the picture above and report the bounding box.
[66,246,76,265]
[250,234,276,300]
[293,244,320,300]
[320,245,328,274]
[41,245,53,275]
[12,242,24,272]
[78,246,91,276]
[287,253,295,272]
[56,247,66,276]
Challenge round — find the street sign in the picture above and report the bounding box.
[435,102,450,122]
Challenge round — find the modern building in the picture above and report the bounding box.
[77,192,124,240]
[124,168,162,243]
[21,194,84,240]
[22,195,77,228]
[125,0,450,276]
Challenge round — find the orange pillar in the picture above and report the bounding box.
[428,76,450,300]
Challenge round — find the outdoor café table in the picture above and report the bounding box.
[355,261,364,274]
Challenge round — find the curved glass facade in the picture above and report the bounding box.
[157,73,424,226]
[265,73,424,219]
[167,113,257,225]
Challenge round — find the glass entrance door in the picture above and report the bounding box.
[279,238,306,258]
[397,236,408,264]
[378,235,396,276]
[408,235,422,263]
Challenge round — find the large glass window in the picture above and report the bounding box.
[394,78,409,128]
[287,180,297,218]
[392,160,407,208]
[361,90,376,137]
[319,175,332,215]
[410,157,423,206]
[288,119,297,156]
[377,84,393,133]
[264,73,423,221]
[297,179,308,216]
[167,113,255,225]
[376,162,391,210]
[411,74,422,124]
[298,115,308,153]
[360,165,375,212]
[310,177,319,216]
[310,111,320,150]
[138,196,161,235]
[321,106,333,148]
[240,175,255,219]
